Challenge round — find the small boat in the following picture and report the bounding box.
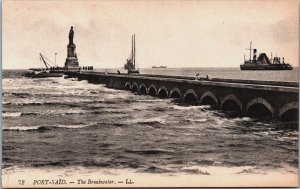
[152,66,167,68]
[124,34,140,74]
[240,42,293,70]
[23,53,64,78]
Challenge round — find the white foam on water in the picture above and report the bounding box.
[3,99,45,106]
[241,117,252,121]
[54,124,92,129]
[21,109,87,116]
[46,109,87,115]
[229,117,252,122]
[101,86,120,92]
[3,126,41,131]
[187,118,208,123]
[199,105,211,109]
[213,117,225,126]
[137,99,165,102]
[256,122,272,126]
[3,123,92,131]
[181,165,255,175]
[130,116,167,124]
[173,105,202,110]
[2,112,21,118]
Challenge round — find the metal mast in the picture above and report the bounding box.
[55,52,57,66]
[131,34,134,68]
[133,34,136,69]
[40,53,50,69]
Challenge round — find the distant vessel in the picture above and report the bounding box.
[124,34,139,74]
[23,53,64,78]
[152,66,167,68]
[240,42,293,70]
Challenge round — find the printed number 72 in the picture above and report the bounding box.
[18,180,25,185]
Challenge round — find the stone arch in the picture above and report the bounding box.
[169,87,182,98]
[125,82,131,90]
[157,86,168,98]
[221,94,242,112]
[183,89,198,103]
[200,91,218,105]
[139,83,147,95]
[131,82,138,93]
[147,84,157,96]
[247,97,274,118]
[279,102,298,121]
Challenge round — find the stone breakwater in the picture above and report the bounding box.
[65,71,299,121]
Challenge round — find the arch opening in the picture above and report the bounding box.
[125,83,131,90]
[158,89,168,98]
[200,91,217,106]
[201,96,216,106]
[139,86,147,95]
[170,91,181,98]
[184,93,198,104]
[247,103,273,118]
[131,85,138,93]
[148,87,157,96]
[221,99,242,117]
[281,109,298,122]
[125,84,131,90]
[222,100,241,112]
[169,88,182,99]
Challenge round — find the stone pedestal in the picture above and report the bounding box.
[65,43,79,69]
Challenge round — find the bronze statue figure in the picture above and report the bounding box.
[68,26,74,44]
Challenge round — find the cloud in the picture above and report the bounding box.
[269,16,299,44]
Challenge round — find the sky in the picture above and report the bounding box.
[3,0,299,69]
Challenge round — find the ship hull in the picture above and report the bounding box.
[240,64,293,70]
[152,66,167,68]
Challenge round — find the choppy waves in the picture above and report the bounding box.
[3,124,93,131]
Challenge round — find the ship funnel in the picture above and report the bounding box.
[253,49,257,61]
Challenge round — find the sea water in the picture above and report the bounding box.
[2,69,298,187]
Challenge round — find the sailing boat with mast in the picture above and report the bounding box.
[124,34,140,74]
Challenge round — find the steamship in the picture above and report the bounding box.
[240,42,293,70]
[152,66,167,68]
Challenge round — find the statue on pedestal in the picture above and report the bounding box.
[65,26,79,69]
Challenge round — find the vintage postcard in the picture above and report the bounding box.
[2,0,299,188]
